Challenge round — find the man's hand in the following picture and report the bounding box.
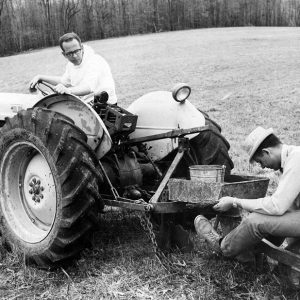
[54,84,71,94]
[213,196,236,212]
[29,75,41,89]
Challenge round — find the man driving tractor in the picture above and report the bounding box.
[29,32,117,104]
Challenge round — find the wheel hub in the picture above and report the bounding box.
[23,153,56,228]
[28,178,44,203]
[0,142,57,243]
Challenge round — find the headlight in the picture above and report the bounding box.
[172,83,191,103]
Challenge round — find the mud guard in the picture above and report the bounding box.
[34,93,112,159]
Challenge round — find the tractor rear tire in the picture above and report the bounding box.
[189,114,234,176]
[0,108,103,268]
[167,114,233,179]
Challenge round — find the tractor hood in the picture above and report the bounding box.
[127,91,205,161]
[0,93,40,121]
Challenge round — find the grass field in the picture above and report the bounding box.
[0,27,300,299]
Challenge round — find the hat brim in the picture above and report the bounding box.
[249,128,274,163]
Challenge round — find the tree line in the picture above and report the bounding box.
[0,0,299,56]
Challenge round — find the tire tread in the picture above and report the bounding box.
[0,108,103,268]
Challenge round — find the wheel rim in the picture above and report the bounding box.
[1,142,57,243]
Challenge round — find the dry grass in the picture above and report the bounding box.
[0,211,294,299]
[0,27,300,299]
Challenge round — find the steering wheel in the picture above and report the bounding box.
[29,81,56,96]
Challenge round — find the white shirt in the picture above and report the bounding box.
[61,45,117,104]
[240,144,300,215]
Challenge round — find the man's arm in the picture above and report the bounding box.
[213,196,269,213]
[29,75,62,88]
[54,83,92,96]
[69,84,92,96]
[214,151,300,215]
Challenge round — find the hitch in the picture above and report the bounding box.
[150,137,191,204]
[120,125,209,146]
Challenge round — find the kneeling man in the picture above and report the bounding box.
[195,126,300,260]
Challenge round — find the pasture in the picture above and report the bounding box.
[0,27,300,299]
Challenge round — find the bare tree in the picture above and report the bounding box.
[81,0,95,39]
[152,0,158,32]
[94,0,106,39]
[167,0,174,30]
[0,0,7,29]
[119,0,130,35]
[60,0,80,32]
[39,0,54,44]
[2,0,300,56]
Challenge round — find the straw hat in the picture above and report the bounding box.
[243,126,274,163]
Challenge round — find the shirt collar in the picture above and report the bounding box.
[281,144,289,170]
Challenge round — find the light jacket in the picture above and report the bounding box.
[240,144,300,215]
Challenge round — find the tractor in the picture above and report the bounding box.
[0,82,298,289]
[0,82,234,267]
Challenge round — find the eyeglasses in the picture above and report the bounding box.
[64,48,82,58]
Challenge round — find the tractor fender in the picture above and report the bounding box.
[127,91,205,161]
[0,93,40,122]
[34,94,112,159]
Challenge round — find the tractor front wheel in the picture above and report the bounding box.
[0,108,103,267]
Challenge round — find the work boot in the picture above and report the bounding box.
[194,215,221,254]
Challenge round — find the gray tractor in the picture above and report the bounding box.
[0,82,235,268]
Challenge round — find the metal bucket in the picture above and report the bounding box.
[189,165,225,182]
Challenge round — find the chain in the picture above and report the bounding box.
[138,210,186,273]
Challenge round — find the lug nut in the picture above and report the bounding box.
[37,180,40,185]
[29,189,33,194]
